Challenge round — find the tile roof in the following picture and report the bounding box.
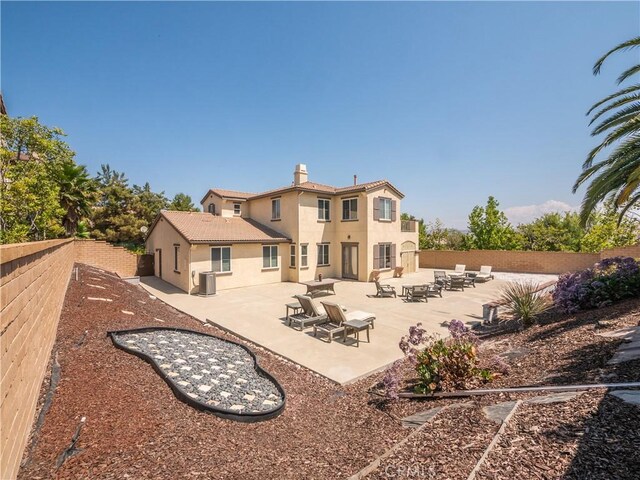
[244,179,404,200]
[155,211,291,244]
[200,188,255,205]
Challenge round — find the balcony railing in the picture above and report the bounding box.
[401,220,417,233]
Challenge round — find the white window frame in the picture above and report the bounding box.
[207,203,216,214]
[379,243,392,269]
[342,198,358,221]
[233,203,241,216]
[317,243,330,266]
[317,198,331,221]
[379,198,392,221]
[263,245,279,269]
[211,246,232,273]
[271,198,281,220]
[300,244,308,268]
[290,244,296,268]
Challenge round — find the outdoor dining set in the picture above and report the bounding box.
[375,264,494,302]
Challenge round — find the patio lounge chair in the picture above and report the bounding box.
[454,264,466,275]
[405,284,429,302]
[447,276,465,291]
[476,265,493,282]
[317,302,376,345]
[375,280,397,298]
[289,295,328,330]
[434,270,448,288]
[427,283,443,297]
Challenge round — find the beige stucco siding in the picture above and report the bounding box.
[202,193,246,218]
[145,216,191,292]
[189,242,290,293]
[365,188,420,280]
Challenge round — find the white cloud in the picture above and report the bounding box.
[504,200,578,226]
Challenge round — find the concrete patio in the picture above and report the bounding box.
[141,269,556,384]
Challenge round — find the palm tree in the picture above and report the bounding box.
[573,36,640,225]
[57,161,98,237]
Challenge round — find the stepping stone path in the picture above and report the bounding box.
[608,327,640,365]
[524,391,583,405]
[482,401,518,425]
[609,390,640,406]
[402,407,442,428]
[112,330,283,413]
[87,297,112,302]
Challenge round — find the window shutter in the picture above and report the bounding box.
[373,244,380,269]
[373,197,380,221]
[390,243,396,269]
[391,200,397,222]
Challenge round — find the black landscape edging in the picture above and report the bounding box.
[107,326,286,423]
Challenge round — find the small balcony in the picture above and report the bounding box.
[401,220,417,233]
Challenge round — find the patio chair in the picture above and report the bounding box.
[289,295,328,330]
[434,270,448,288]
[405,284,429,302]
[317,302,376,345]
[454,264,466,275]
[447,276,465,291]
[374,280,397,298]
[427,283,443,297]
[476,265,493,282]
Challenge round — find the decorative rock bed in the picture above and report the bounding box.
[109,327,285,422]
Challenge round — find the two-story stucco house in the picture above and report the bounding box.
[145,164,419,293]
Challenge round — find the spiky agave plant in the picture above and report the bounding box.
[574,36,640,226]
[499,281,552,328]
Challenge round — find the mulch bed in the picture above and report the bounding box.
[476,391,640,480]
[17,265,640,479]
[18,264,406,480]
[377,297,640,420]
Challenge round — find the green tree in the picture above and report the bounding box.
[169,193,198,211]
[0,116,69,243]
[56,161,98,236]
[574,36,640,225]
[580,205,640,252]
[517,212,584,252]
[91,166,168,244]
[467,196,522,250]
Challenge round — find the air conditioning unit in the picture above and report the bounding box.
[198,271,216,296]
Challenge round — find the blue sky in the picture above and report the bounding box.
[2,1,638,228]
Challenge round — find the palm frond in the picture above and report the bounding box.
[593,36,640,76]
[618,64,640,84]
[617,192,640,225]
[590,102,640,136]
[586,84,640,116]
[589,93,640,125]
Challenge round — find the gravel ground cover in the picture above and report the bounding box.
[111,330,284,413]
[18,264,406,480]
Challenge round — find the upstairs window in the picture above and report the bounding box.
[233,203,241,215]
[342,198,358,221]
[272,198,281,220]
[300,244,308,267]
[380,198,392,221]
[318,198,331,221]
[208,203,216,215]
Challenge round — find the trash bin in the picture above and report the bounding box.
[198,271,216,296]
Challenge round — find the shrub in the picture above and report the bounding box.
[553,256,640,313]
[499,281,552,328]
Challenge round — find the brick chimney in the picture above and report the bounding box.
[294,164,308,185]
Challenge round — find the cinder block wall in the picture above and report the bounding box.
[0,239,75,480]
[74,239,139,277]
[419,249,601,274]
[600,244,640,260]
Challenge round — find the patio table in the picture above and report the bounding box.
[343,319,371,347]
[301,278,340,297]
[285,302,304,326]
[401,285,418,297]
